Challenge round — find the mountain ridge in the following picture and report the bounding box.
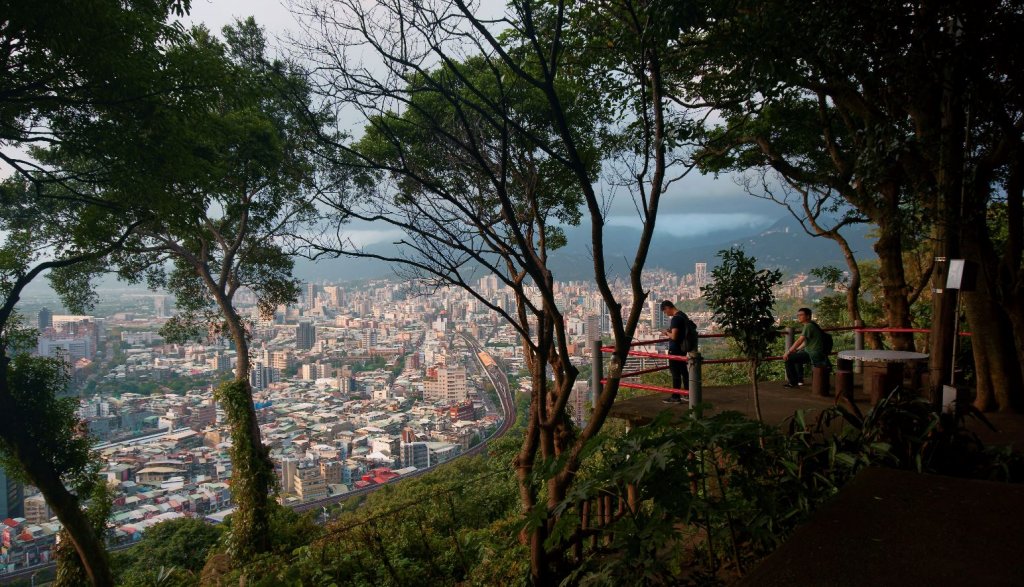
[293,215,877,282]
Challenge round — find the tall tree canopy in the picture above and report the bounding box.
[0,2,195,584]
[293,0,702,580]
[104,18,328,564]
[687,0,1024,411]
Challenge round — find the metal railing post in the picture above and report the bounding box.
[592,340,603,409]
[688,351,702,414]
[854,319,864,374]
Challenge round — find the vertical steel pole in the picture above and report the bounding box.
[688,352,702,414]
[854,319,864,374]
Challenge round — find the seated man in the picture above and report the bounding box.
[782,307,829,388]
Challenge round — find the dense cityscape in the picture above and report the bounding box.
[0,264,827,573]
[5,0,1018,583]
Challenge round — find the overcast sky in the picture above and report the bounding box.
[0,1,783,250]
[181,0,782,245]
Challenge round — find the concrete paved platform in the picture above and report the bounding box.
[609,381,1024,449]
[609,380,869,428]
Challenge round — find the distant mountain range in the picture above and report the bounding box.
[293,215,878,282]
[18,214,878,306]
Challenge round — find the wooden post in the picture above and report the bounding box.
[574,501,584,563]
[588,499,597,548]
[812,365,831,397]
[603,494,613,546]
[835,358,854,405]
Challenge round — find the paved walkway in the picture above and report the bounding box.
[739,467,1024,586]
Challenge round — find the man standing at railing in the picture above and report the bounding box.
[660,300,690,403]
[783,307,828,388]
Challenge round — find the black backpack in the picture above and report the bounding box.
[680,313,699,353]
[821,327,834,356]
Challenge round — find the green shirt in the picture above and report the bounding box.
[802,322,825,362]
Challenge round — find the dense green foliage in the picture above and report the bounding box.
[198,437,523,586]
[113,518,224,586]
[702,248,783,421]
[547,393,1024,584]
[112,389,1023,586]
[213,378,277,562]
[0,351,96,493]
[0,0,189,178]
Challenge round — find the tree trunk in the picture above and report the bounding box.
[997,157,1024,394]
[840,243,862,326]
[964,291,1024,412]
[873,212,915,351]
[219,304,274,562]
[962,205,1024,412]
[0,386,113,586]
[749,361,763,423]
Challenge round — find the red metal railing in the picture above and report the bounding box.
[599,325,970,390]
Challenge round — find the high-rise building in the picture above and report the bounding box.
[361,328,377,350]
[294,463,327,501]
[323,285,343,308]
[260,349,294,372]
[23,494,51,524]
[423,365,468,404]
[296,321,316,350]
[280,458,297,494]
[154,295,168,318]
[401,442,430,469]
[649,300,670,331]
[0,466,24,520]
[300,363,319,380]
[249,362,280,390]
[305,282,317,307]
[569,381,591,426]
[586,314,606,344]
[695,262,708,288]
[213,353,232,372]
[401,427,416,443]
[320,461,342,486]
[338,376,356,396]
[37,307,52,331]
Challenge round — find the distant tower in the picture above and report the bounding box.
[695,262,708,288]
[586,314,603,344]
[585,311,606,344]
[296,321,316,350]
[0,465,24,520]
[362,328,377,350]
[305,282,317,307]
[37,307,53,331]
[153,295,167,318]
[401,427,416,443]
[649,300,670,330]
